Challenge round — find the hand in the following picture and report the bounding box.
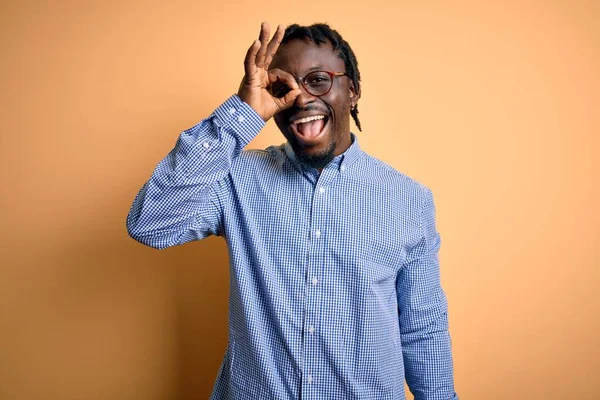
[237,22,301,121]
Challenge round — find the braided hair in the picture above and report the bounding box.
[282,23,362,131]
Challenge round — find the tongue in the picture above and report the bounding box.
[296,119,325,138]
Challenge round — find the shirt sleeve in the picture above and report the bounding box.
[397,187,459,400]
[126,95,265,249]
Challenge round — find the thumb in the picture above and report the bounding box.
[275,88,301,110]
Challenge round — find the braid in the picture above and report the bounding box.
[282,23,362,132]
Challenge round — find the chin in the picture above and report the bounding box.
[293,140,337,170]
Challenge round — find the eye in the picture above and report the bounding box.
[306,73,331,87]
[270,83,291,98]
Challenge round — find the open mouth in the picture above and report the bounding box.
[289,114,330,145]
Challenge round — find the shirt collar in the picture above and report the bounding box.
[283,133,363,174]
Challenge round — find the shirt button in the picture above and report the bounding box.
[319,187,325,194]
[309,325,315,334]
[237,115,245,123]
[228,107,236,114]
[307,375,313,384]
[311,277,318,286]
[202,142,210,149]
[314,229,321,238]
[340,165,346,171]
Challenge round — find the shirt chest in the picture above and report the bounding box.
[229,168,420,276]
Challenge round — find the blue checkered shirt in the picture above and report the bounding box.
[127,95,458,400]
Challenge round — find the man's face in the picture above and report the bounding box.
[271,39,358,169]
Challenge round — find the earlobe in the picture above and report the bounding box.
[349,92,358,110]
[349,87,360,102]
[349,86,360,110]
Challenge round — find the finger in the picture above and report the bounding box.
[268,68,301,109]
[277,87,301,109]
[263,24,285,70]
[244,39,260,77]
[255,22,270,68]
[267,68,299,90]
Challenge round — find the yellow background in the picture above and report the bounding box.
[1,1,598,399]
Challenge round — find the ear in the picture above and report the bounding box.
[349,84,360,109]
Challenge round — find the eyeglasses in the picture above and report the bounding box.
[270,70,348,98]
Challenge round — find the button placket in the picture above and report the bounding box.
[301,179,329,397]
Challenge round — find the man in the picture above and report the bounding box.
[127,22,458,400]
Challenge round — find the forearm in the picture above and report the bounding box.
[401,303,458,400]
[126,95,264,249]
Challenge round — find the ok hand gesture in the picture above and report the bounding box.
[237,23,301,121]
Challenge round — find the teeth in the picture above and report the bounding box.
[293,115,326,124]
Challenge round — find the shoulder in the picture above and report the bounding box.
[229,144,290,176]
[356,151,433,204]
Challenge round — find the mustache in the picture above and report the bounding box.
[289,105,329,114]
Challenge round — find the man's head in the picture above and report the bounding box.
[270,24,361,169]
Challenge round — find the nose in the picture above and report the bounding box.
[294,82,318,108]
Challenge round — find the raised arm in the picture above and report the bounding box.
[126,23,300,249]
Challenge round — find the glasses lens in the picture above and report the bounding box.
[304,72,333,96]
[270,82,291,98]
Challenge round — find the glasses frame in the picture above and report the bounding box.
[271,70,348,98]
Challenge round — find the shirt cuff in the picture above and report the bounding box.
[212,94,266,146]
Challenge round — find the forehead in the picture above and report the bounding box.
[271,39,345,75]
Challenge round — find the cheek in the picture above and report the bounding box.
[326,96,350,118]
[335,90,353,111]
[331,99,352,126]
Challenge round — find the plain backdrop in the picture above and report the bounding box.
[1,1,598,399]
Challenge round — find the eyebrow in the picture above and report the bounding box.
[288,65,330,78]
